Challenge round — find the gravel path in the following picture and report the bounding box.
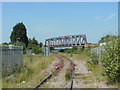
[72,59,117,88]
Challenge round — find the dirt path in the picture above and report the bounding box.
[72,59,117,88]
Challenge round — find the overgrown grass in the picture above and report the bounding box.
[0,78,2,89]
[58,49,91,62]
[2,54,56,88]
[74,73,84,76]
[58,50,117,86]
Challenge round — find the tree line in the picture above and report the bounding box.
[2,22,43,54]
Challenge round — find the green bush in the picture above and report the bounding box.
[32,47,42,54]
[101,37,120,84]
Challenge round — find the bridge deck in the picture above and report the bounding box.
[45,34,87,47]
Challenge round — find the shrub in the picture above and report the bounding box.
[101,37,120,84]
[32,47,42,54]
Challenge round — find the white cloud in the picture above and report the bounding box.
[94,16,101,20]
[94,13,117,21]
[106,13,117,20]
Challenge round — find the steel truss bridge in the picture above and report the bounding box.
[45,34,87,47]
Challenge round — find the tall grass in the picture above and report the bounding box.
[2,54,56,88]
[58,49,91,62]
[58,50,107,84]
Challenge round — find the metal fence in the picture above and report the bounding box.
[91,46,104,56]
[91,46,105,65]
[0,45,23,76]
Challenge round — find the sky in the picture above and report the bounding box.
[2,2,118,44]
[0,2,2,44]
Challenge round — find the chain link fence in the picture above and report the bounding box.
[0,45,23,76]
[91,46,104,65]
[91,46,104,56]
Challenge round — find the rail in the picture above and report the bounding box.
[33,62,63,90]
[33,54,75,90]
[69,63,75,90]
[55,55,75,90]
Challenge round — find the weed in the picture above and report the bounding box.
[83,80,91,84]
[65,73,71,81]
[74,73,84,76]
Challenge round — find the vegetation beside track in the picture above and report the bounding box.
[57,48,118,87]
[2,54,56,88]
[2,35,119,88]
[100,37,120,84]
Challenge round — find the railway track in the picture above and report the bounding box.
[33,54,75,90]
[54,54,75,90]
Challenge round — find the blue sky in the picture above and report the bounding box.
[0,2,2,43]
[2,2,118,44]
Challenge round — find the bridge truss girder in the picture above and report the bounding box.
[45,34,87,47]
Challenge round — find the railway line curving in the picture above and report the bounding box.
[33,54,75,90]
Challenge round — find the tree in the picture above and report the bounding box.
[1,42,9,45]
[27,37,43,54]
[99,35,117,43]
[31,37,38,45]
[27,37,38,49]
[39,42,43,48]
[10,22,28,47]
